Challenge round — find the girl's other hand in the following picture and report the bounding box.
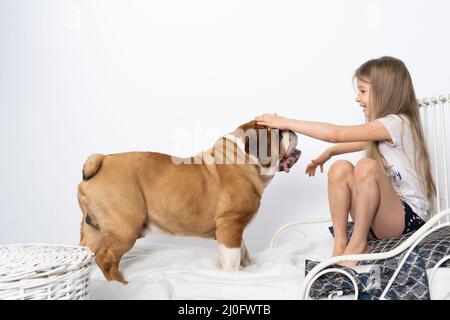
[305,150,332,177]
[254,113,289,130]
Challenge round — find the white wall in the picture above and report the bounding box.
[1,0,449,253]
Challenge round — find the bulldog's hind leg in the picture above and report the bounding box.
[93,229,139,284]
[78,199,144,283]
[83,218,143,284]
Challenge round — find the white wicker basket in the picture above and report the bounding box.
[0,244,94,300]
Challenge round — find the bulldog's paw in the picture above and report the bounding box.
[218,245,241,271]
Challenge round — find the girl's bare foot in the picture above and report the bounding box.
[337,244,370,268]
[332,239,348,257]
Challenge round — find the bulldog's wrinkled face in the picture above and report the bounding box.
[237,121,301,175]
[278,130,301,173]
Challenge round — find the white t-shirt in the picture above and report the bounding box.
[376,114,430,221]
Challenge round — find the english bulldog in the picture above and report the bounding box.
[77,120,301,283]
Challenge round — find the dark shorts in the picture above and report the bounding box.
[370,201,426,240]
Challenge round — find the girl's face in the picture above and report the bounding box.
[355,78,371,118]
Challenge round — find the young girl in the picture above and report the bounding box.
[255,56,436,267]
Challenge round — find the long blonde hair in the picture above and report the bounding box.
[354,56,436,214]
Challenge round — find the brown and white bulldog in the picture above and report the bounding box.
[77,120,301,283]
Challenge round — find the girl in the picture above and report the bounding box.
[255,56,436,267]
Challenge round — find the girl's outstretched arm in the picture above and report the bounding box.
[254,114,391,143]
[330,142,367,156]
[306,142,366,176]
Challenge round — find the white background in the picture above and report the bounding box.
[1,0,449,253]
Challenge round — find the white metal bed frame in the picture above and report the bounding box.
[270,94,450,300]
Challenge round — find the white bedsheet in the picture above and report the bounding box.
[89,236,450,300]
[89,235,335,300]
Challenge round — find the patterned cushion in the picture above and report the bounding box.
[306,224,450,300]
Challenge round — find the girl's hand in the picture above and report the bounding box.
[254,113,290,130]
[305,150,332,177]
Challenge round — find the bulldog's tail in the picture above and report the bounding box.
[82,154,105,180]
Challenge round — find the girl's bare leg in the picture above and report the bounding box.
[340,159,405,267]
[327,160,355,257]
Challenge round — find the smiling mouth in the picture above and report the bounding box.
[279,149,301,173]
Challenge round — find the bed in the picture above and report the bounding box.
[89,94,450,300]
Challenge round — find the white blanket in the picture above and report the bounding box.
[89,236,335,300]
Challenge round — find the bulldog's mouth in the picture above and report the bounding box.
[279,148,301,173]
